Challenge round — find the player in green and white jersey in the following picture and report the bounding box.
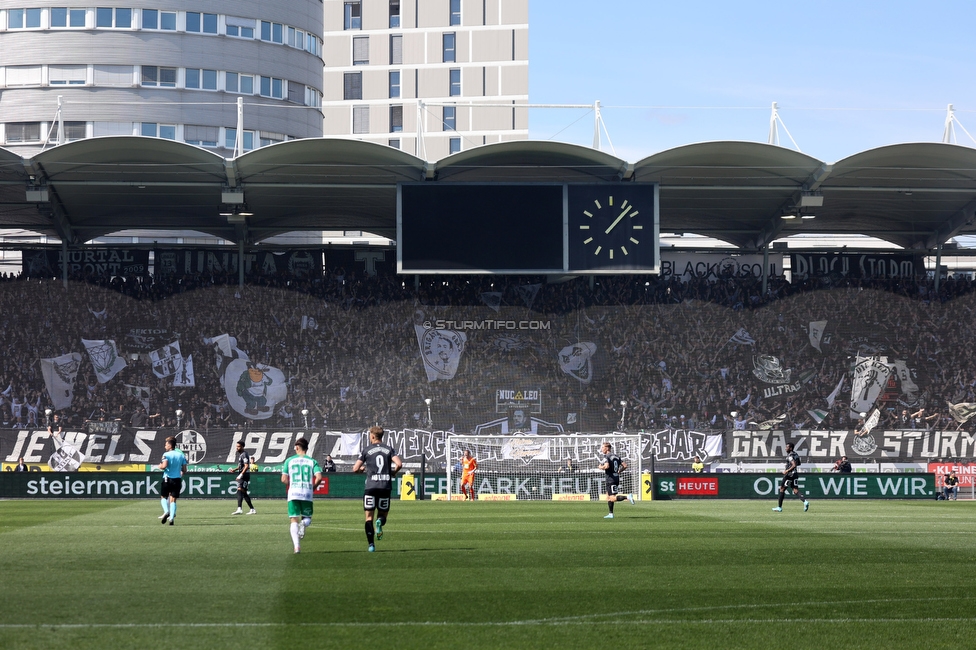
[280,437,323,554]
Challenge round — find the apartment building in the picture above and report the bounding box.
[322,0,528,160]
[0,1,325,156]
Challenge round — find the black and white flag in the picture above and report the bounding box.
[123,384,151,410]
[173,355,195,387]
[850,355,893,417]
[516,284,541,309]
[301,315,319,331]
[948,401,976,424]
[40,352,82,410]
[480,292,503,312]
[809,320,827,352]
[729,328,756,345]
[149,341,183,378]
[415,326,466,382]
[82,339,126,384]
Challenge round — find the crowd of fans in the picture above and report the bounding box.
[3,264,976,434]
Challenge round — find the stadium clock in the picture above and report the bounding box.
[568,184,659,273]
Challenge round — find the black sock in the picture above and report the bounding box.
[365,521,374,545]
[237,494,244,508]
[608,501,615,514]
[379,513,387,526]
[616,495,627,502]
[243,492,253,509]
[778,492,785,507]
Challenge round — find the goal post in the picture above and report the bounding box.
[445,434,642,501]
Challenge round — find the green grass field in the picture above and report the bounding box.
[1,497,974,649]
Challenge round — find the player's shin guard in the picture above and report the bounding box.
[242,492,254,509]
[302,516,312,529]
[290,522,301,547]
[169,501,177,518]
[778,492,785,508]
[615,495,627,502]
[160,497,168,514]
[608,501,615,514]
[365,521,375,545]
[378,513,387,526]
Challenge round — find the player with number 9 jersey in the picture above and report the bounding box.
[352,426,402,552]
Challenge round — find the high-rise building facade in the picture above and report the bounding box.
[0,1,325,157]
[322,0,528,160]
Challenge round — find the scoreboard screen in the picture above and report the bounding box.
[397,182,659,275]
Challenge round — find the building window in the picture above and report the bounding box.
[353,105,370,134]
[142,9,176,30]
[185,125,218,147]
[390,105,403,133]
[8,8,42,29]
[306,33,319,55]
[96,7,131,28]
[49,65,87,85]
[53,121,86,142]
[287,80,304,104]
[225,72,255,94]
[353,36,369,65]
[5,122,41,143]
[443,33,456,63]
[389,0,400,28]
[344,2,361,30]
[141,66,177,87]
[185,12,217,34]
[450,0,461,25]
[141,123,175,139]
[389,138,400,149]
[93,64,133,86]
[449,137,461,154]
[6,65,42,86]
[443,106,455,131]
[226,18,255,39]
[185,69,217,90]
[390,34,402,65]
[389,71,400,98]
[225,128,254,151]
[51,8,87,28]
[449,68,460,96]
[343,72,363,100]
[259,76,284,99]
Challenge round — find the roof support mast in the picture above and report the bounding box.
[768,102,801,151]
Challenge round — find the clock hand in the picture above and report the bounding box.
[604,206,633,234]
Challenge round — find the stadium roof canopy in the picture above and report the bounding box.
[2,136,976,251]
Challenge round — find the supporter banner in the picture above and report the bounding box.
[154,249,322,278]
[658,253,783,283]
[645,429,723,462]
[0,471,396,499]
[495,388,543,414]
[729,429,976,461]
[655,473,936,499]
[790,253,924,279]
[122,326,176,353]
[21,248,150,278]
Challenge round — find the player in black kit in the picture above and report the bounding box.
[230,440,256,515]
[352,426,402,552]
[773,442,809,512]
[599,442,634,519]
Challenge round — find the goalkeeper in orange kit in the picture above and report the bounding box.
[460,450,478,500]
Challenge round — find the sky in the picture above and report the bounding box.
[527,0,976,163]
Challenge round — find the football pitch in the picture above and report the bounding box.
[1,498,973,650]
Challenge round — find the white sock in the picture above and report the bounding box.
[302,517,312,528]
[290,522,301,547]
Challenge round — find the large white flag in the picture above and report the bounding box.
[82,339,126,384]
[948,401,976,424]
[223,359,287,420]
[809,320,828,352]
[860,408,881,435]
[826,375,845,409]
[850,355,893,417]
[40,352,82,410]
[729,328,756,345]
[173,355,195,387]
[149,341,183,378]
[414,325,466,382]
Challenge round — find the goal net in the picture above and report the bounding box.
[445,434,642,501]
